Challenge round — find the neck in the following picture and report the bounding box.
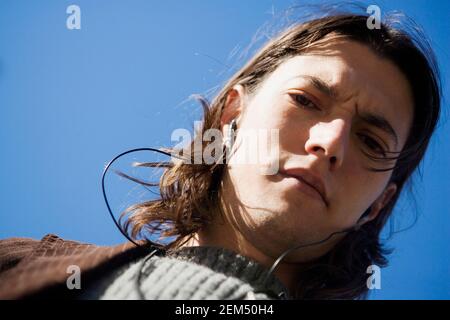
[179,213,301,295]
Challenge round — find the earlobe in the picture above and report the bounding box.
[377,182,397,210]
[359,182,398,227]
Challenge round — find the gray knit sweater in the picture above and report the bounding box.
[80,246,290,300]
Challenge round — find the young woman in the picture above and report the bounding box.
[0,12,441,300]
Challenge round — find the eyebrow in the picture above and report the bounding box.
[295,75,399,148]
[299,75,339,100]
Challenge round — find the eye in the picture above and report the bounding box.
[290,93,319,110]
[358,133,387,156]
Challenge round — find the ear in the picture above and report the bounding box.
[220,84,246,130]
[358,182,397,227]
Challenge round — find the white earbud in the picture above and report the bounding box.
[223,118,237,151]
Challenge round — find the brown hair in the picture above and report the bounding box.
[119,10,441,299]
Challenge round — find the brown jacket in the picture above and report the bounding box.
[0,234,149,299]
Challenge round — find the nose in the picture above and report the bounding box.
[304,118,349,170]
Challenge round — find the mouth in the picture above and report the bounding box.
[279,169,329,207]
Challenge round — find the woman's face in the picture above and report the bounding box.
[218,39,414,262]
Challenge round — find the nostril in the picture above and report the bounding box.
[330,156,337,164]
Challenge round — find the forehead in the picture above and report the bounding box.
[263,39,414,147]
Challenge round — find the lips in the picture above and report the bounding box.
[280,168,328,207]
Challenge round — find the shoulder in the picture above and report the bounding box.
[0,234,143,299]
[0,236,41,273]
[0,233,98,273]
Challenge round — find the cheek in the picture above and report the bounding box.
[225,164,284,216]
[332,169,390,225]
[278,111,315,153]
[241,94,288,130]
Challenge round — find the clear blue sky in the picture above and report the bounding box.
[0,0,448,299]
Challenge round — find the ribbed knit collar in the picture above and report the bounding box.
[165,245,290,299]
